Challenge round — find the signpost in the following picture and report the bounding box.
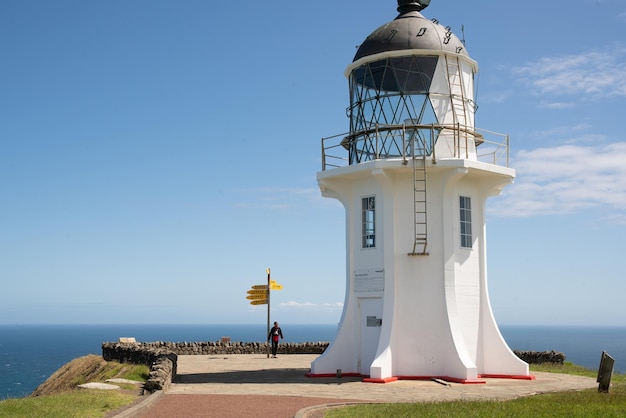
[247,289,268,296]
[249,299,268,305]
[246,268,283,358]
[270,280,283,290]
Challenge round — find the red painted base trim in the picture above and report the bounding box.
[479,374,536,380]
[363,376,398,383]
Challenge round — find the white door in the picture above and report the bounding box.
[358,297,382,375]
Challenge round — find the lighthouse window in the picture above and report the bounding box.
[362,196,376,248]
[460,196,472,248]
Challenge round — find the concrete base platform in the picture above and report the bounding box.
[119,354,597,417]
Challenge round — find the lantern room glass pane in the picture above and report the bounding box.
[352,56,438,93]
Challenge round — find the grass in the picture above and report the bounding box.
[325,364,626,418]
[0,391,137,418]
[325,386,626,418]
[70,362,148,386]
[531,361,617,379]
[0,356,150,418]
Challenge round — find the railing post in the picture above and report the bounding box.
[321,137,326,171]
[465,124,469,159]
[506,135,509,168]
[431,124,436,162]
[375,124,379,160]
[402,124,407,164]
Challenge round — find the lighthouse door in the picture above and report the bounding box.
[358,297,382,375]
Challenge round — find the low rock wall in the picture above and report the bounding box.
[124,341,330,355]
[102,342,179,392]
[144,357,175,392]
[514,350,566,365]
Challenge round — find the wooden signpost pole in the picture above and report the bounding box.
[266,268,271,358]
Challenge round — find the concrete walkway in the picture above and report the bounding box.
[116,354,598,417]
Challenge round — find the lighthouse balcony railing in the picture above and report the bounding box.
[321,124,510,170]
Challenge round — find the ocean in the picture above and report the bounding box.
[1,324,624,399]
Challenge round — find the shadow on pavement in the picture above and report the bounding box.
[174,368,362,385]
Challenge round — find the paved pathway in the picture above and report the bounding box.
[116,354,598,418]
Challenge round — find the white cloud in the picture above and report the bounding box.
[280,301,317,307]
[320,302,344,308]
[279,301,343,309]
[489,142,626,219]
[524,124,593,142]
[538,101,575,110]
[513,47,626,99]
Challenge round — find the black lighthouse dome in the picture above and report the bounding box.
[353,0,468,63]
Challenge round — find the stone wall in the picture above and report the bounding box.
[101,341,328,362]
[102,341,563,363]
[514,350,566,365]
[144,357,175,392]
[115,341,329,355]
[102,342,179,392]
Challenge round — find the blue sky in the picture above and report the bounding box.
[2,0,625,326]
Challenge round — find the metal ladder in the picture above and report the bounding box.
[408,126,428,256]
[445,55,469,158]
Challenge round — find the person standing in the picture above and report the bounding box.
[268,321,283,358]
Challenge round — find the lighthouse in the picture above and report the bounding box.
[310,0,532,382]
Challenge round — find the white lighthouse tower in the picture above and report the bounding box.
[310,0,532,383]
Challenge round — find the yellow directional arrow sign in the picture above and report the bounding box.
[245,272,280,311]
[269,280,283,290]
[250,299,268,305]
